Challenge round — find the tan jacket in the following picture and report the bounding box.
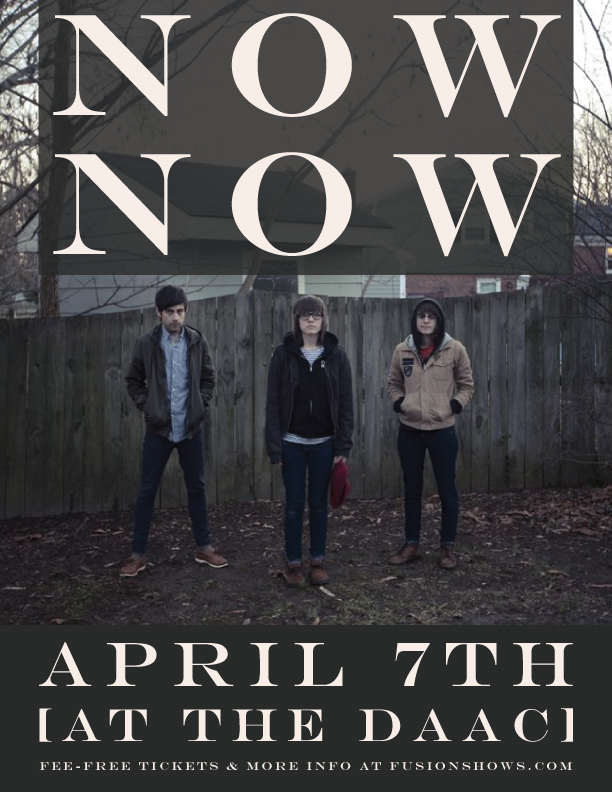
[387,333,474,430]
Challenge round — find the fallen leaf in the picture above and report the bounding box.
[377,576,398,584]
[547,569,570,577]
[318,586,336,598]
[575,527,599,537]
[463,510,486,524]
[242,618,251,625]
[51,618,66,625]
[312,617,321,626]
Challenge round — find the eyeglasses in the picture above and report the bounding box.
[298,312,324,320]
[416,312,438,321]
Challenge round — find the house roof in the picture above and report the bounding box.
[101,153,390,230]
[574,202,612,240]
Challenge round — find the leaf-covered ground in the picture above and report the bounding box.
[1,487,611,625]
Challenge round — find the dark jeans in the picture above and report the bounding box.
[282,439,335,563]
[132,429,209,554]
[397,426,459,547]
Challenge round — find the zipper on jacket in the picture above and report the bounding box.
[323,354,337,435]
[287,357,297,429]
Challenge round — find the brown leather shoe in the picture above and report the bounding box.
[440,546,458,570]
[310,564,330,586]
[120,555,148,577]
[283,562,304,588]
[195,548,228,568]
[388,544,421,565]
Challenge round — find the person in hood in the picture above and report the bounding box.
[387,298,474,570]
[121,285,227,577]
[266,295,354,587]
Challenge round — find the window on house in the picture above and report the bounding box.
[252,273,298,293]
[606,247,612,274]
[450,208,491,244]
[516,275,531,290]
[476,278,502,294]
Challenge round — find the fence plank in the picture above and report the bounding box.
[470,296,490,491]
[507,291,526,489]
[82,316,106,513]
[253,291,273,500]
[381,299,404,498]
[270,292,292,502]
[594,284,612,483]
[215,295,237,503]
[194,297,218,507]
[541,288,563,488]
[44,319,66,516]
[63,317,85,513]
[234,292,254,502]
[345,297,365,499]
[389,298,407,499]
[488,292,508,491]
[102,315,123,512]
[5,321,29,517]
[524,289,545,489]
[560,289,597,485]
[120,311,144,512]
[363,299,386,498]
[24,319,48,517]
[453,297,473,493]
[0,322,9,519]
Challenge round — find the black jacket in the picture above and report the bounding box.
[125,324,215,437]
[265,331,354,464]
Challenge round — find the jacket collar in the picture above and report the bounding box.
[151,323,202,347]
[282,330,339,360]
[406,332,453,354]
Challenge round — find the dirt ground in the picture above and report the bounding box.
[1,486,612,625]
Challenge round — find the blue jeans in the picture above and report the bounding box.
[132,429,209,554]
[282,439,335,563]
[397,426,459,547]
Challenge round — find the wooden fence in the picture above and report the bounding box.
[0,286,611,519]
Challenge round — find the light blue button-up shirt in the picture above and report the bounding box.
[161,326,189,442]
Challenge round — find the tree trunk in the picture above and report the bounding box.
[38,0,75,318]
[39,272,59,317]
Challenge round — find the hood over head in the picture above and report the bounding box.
[410,298,446,351]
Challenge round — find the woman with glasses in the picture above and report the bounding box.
[266,295,354,587]
[387,299,474,570]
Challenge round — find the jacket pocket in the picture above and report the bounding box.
[432,360,453,380]
[188,393,206,430]
[144,411,167,430]
[143,394,168,430]
[430,393,453,423]
[400,394,421,422]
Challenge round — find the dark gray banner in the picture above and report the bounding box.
[38,0,573,280]
[3,625,600,789]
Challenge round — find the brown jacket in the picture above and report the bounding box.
[125,323,215,438]
[387,333,474,430]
